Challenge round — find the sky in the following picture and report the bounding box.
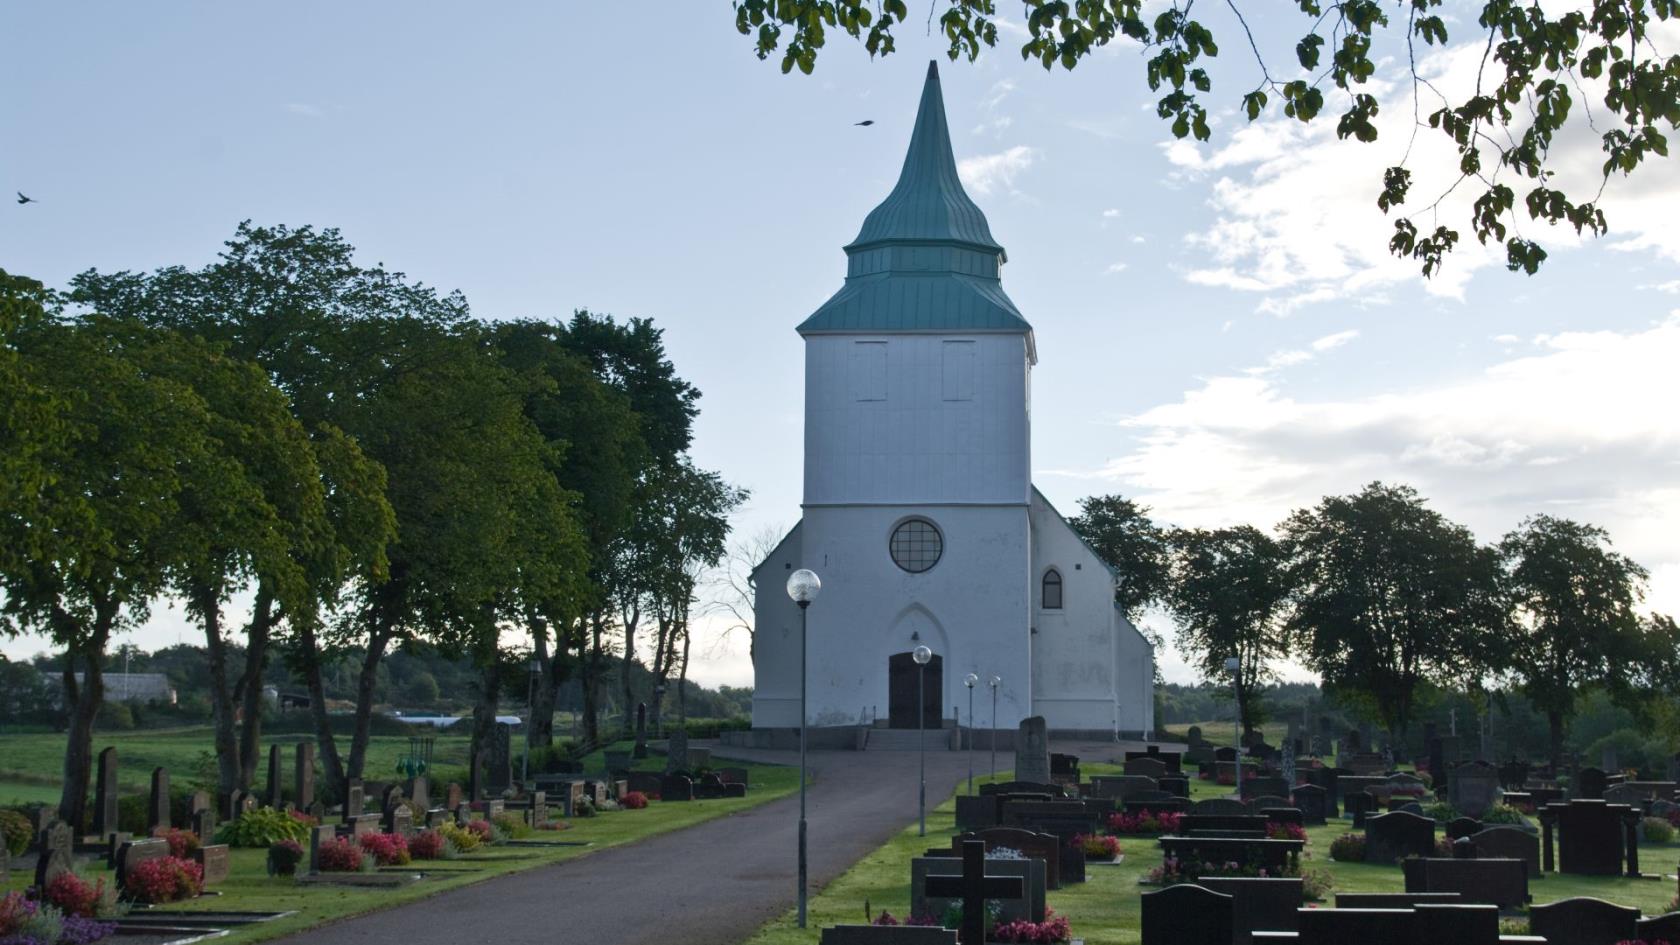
[3,3,1677,692]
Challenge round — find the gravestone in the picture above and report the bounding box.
[115,837,170,896]
[1191,797,1250,816]
[1528,897,1638,945]
[1363,810,1436,863]
[1406,857,1529,908]
[103,831,132,869]
[192,807,216,844]
[661,774,693,801]
[1550,799,1630,875]
[687,747,713,769]
[1601,744,1619,772]
[913,853,1044,923]
[1013,716,1051,785]
[295,741,315,811]
[1141,882,1234,945]
[343,779,364,819]
[1448,763,1500,819]
[1088,776,1158,802]
[528,790,547,827]
[487,723,513,794]
[195,844,231,886]
[922,840,1025,945]
[1295,907,1416,945]
[1293,784,1327,825]
[148,766,171,835]
[1124,757,1168,780]
[665,729,688,775]
[33,821,74,889]
[406,776,429,812]
[1245,795,1291,813]
[1158,775,1190,798]
[1197,876,1303,945]
[1344,791,1376,827]
[964,827,1062,889]
[1243,776,1290,801]
[445,782,463,811]
[626,772,663,796]
[1444,816,1482,840]
[818,928,955,945]
[1187,725,1206,747]
[266,744,284,808]
[94,746,120,838]
[307,823,337,874]
[1576,766,1608,800]
[1637,912,1680,944]
[953,796,994,830]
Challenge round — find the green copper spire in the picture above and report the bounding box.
[847,60,1003,254]
[798,61,1032,339]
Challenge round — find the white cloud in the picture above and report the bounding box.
[1641,280,1680,294]
[1104,261,1129,274]
[1492,333,1521,344]
[1102,208,1121,219]
[1067,313,1680,620]
[1165,37,1680,313]
[284,103,323,118]
[958,145,1038,196]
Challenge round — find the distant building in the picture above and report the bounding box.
[68,672,177,705]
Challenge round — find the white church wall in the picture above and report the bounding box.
[1027,492,1126,734]
[779,504,1033,729]
[1115,614,1156,737]
[803,333,1031,507]
[750,523,807,728]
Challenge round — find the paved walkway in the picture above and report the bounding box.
[271,738,1133,945]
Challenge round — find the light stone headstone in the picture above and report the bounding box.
[295,741,315,810]
[1013,716,1051,785]
[33,821,74,890]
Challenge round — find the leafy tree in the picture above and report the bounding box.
[1497,514,1649,766]
[1068,495,1170,620]
[727,0,1678,276]
[0,308,219,825]
[1283,482,1508,742]
[1165,525,1292,739]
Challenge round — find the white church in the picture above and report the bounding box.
[750,62,1156,741]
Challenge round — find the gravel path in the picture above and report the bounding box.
[269,739,1128,945]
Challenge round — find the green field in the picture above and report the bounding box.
[2,745,799,944]
[745,765,1680,945]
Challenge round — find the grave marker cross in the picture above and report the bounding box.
[924,840,1023,945]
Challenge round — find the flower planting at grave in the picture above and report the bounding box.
[1329,833,1367,862]
[124,855,204,904]
[869,911,940,927]
[1266,821,1307,842]
[0,891,115,945]
[465,819,494,844]
[1300,868,1334,901]
[1420,801,1458,822]
[359,832,412,866]
[1145,854,1296,886]
[215,807,308,847]
[266,840,304,876]
[0,810,31,856]
[42,873,113,919]
[409,830,451,860]
[1074,833,1122,859]
[490,812,525,838]
[1106,809,1183,835]
[1479,803,1527,826]
[990,909,1072,944]
[316,837,367,872]
[286,809,319,828]
[1432,836,1455,857]
[436,822,481,852]
[160,827,200,859]
[535,819,570,831]
[620,791,649,809]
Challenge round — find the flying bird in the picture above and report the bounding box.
[854,120,874,126]
[16,192,34,205]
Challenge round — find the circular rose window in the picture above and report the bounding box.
[889,518,943,573]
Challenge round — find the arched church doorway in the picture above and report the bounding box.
[887,651,942,729]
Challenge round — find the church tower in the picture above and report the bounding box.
[752,62,1038,733]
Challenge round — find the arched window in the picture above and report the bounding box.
[1042,569,1063,610]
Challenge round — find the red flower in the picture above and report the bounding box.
[316,837,365,873]
[359,832,411,866]
[45,872,108,917]
[620,791,649,810]
[161,827,200,859]
[410,830,447,860]
[125,856,204,904]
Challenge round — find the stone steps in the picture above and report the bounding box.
[864,728,948,751]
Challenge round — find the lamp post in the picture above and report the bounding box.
[913,644,932,836]
[786,568,822,929]
[523,659,540,786]
[988,675,1001,781]
[1224,656,1242,754]
[963,673,978,795]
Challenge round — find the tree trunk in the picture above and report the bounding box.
[676,614,691,726]
[57,600,115,829]
[470,621,503,783]
[294,619,346,799]
[1547,710,1566,770]
[235,586,277,789]
[344,626,391,781]
[529,616,555,747]
[582,612,604,746]
[619,601,640,741]
[199,587,242,800]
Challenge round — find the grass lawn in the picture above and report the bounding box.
[1,738,799,945]
[745,763,1680,945]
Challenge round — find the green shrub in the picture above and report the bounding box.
[214,807,308,848]
[1642,816,1675,843]
[1419,801,1458,822]
[0,809,32,856]
[1329,834,1366,862]
[490,812,527,839]
[1480,804,1527,826]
